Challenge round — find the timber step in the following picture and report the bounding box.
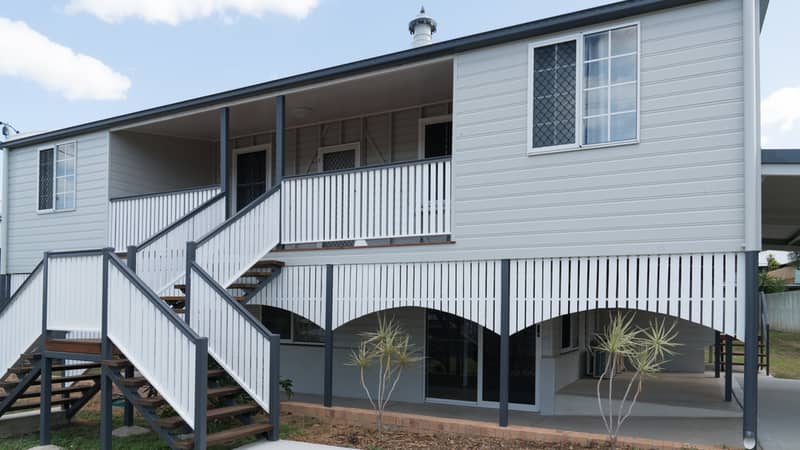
[253,260,285,268]
[174,422,273,450]
[9,384,94,400]
[153,404,261,429]
[161,295,246,303]
[174,282,260,291]
[114,369,227,388]
[6,396,82,412]
[240,271,273,279]
[2,373,99,390]
[8,362,100,374]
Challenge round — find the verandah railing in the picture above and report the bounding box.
[108,185,221,251]
[281,157,451,244]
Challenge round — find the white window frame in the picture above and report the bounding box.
[317,142,362,172]
[36,141,77,214]
[527,22,640,156]
[417,114,453,159]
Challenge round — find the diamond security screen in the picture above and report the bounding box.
[532,40,577,149]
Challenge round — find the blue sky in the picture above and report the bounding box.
[0,0,797,148]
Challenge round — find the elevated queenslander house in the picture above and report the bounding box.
[0,0,770,448]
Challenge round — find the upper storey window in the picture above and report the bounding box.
[38,142,76,212]
[528,24,639,154]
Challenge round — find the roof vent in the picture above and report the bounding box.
[409,6,437,48]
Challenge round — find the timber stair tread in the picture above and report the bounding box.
[174,422,273,449]
[129,385,243,408]
[161,295,246,303]
[13,384,94,399]
[9,362,100,374]
[6,396,84,412]
[153,404,260,429]
[1,374,99,389]
[253,260,284,268]
[114,369,226,388]
[240,271,273,279]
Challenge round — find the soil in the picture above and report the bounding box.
[282,414,620,450]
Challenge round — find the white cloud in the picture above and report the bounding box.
[0,17,131,101]
[65,0,319,25]
[762,87,800,132]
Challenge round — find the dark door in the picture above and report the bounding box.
[236,150,267,210]
[423,121,453,158]
[425,310,479,401]
[482,326,537,405]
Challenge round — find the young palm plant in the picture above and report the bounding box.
[347,315,422,434]
[595,313,680,449]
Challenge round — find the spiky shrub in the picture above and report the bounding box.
[594,313,680,449]
[347,315,422,434]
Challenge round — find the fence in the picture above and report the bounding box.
[765,291,800,332]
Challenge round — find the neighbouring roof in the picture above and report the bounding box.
[4,0,747,150]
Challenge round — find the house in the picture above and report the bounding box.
[0,0,771,448]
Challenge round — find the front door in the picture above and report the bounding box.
[233,145,271,211]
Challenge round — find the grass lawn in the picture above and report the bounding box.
[769,330,800,379]
[0,409,273,450]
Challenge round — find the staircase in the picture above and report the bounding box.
[161,260,284,313]
[719,334,769,373]
[103,355,273,449]
[0,351,101,420]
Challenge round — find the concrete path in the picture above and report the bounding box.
[236,441,350,450]
[736,374,800,450]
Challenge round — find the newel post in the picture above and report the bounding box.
[269,333,281,440]
[499,259,510,427]
[323,264,334,407]
[39,252,51,445]
[220,107,231,218]
[123,246,136,427]
[194,337,208,450]
[100,248,113,450]
[185,242,197,325]
[275,95,285,186]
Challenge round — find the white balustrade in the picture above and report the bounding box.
[281,158,451,244]
[189,268,276,414]
[0,267,43,377]
[107,259,200,428]
[46,253,104,332]
[108,185,221,251]
[9,273,29,297]
[196,188,281,288]
[137,197,225,295]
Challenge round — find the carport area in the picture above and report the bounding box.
[762,149,800,249]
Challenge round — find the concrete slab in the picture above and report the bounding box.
[0,409,67,438]
[236,440,350,449]
[112,425,150,437]
[26,446,64,450]
[736,374,800,450]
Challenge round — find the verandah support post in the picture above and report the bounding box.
[499,259,510,427]
[743,251,758,448]
[39,252,51,445]
[323,264,334,407]
[194,337,209,450]
[275,95,285,186]
[714,330,721,378]
[220,107,231,218]
[724,335,733,402]
[100,248,113,450]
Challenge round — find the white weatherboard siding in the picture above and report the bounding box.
[109,131,218,198]
[7,132,109,273]
[274,0,745,267]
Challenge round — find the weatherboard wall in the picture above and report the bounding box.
[276,0,747,267]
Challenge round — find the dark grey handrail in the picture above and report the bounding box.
[195,184,281,246]
[47,248,107,258]
[107,252,204,342]
[135,193,226,251]
[282,155,451,181]
[0,260,43,317]
[188,261,280,340]
[109,184,221,202]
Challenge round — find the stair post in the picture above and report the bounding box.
[269,333,281,441]
[724,335,733,402]
[743,251,758,448]
[499,259,510,427]
[714,331,721,378]
[39,252,51,446]
[100,248,113,450]
[123,246,137,427]
[185,242,197,325]
[194,338,208,450]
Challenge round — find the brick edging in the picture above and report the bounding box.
[282,401,727,450]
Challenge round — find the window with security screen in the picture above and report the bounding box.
[38,142,76,212]
[531,40,577,150]
[528,25,639,154]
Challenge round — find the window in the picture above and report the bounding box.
[260,306,324,344]
[528,25,638,154]
[561,313,579,352]
[38,142,76,212]
[318,143,360,172]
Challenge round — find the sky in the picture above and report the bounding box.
[0,0,797,148]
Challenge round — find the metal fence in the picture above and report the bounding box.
[765,291,800,332]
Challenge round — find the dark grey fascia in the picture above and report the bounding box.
[762,149,800,165]
[5,0,704,150]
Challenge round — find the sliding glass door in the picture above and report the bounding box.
[425,310,538,408]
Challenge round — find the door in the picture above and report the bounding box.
[482,326,537,405]
[419,116,453,159]
[233,145,271,211]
